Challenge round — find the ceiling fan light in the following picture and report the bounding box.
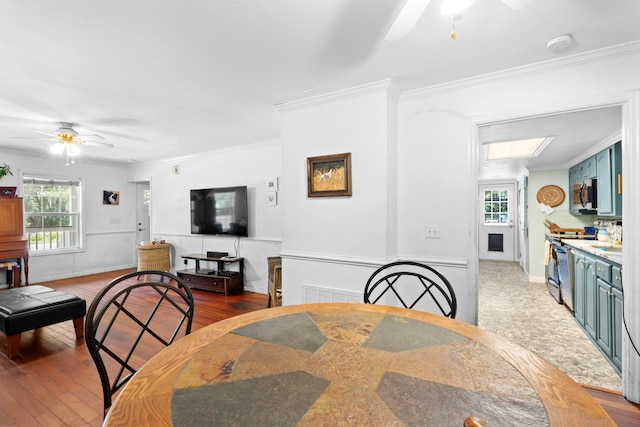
[441,0,475,15]
[50,143,65,154]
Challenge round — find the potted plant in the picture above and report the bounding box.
[0,163,17,197]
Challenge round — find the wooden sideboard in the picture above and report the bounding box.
[0,197,29,285]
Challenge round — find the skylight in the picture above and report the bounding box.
[485,136,554,160]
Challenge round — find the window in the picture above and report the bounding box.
[483,189,509,225]
[23,175,82,252]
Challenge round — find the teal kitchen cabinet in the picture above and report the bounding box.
[572,247,623,375]
[595,141,622,217]
[595,259,623,374]
[569,155,596,214]
[573,250,597,339]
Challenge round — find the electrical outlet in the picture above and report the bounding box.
[425,225,440,238]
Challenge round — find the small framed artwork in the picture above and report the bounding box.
[307,152,352,197]
[103,190,120,205]
[266,177,279,191]
[267,191,277,206]
[0,186,17,197]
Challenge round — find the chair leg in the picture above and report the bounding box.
[73,317,84,338]
[7,333,21,358]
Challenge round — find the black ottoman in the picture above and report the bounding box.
[0,285,86,358]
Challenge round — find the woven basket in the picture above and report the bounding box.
[137,243,171,272]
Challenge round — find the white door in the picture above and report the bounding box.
[479,183,517,261]
[136,183,150,244]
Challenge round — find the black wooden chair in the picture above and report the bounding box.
[84,270,195,416]
[364,261,457,318]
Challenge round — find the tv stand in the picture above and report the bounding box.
[177,253,244,295]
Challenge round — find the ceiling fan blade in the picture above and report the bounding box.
[385,0,432,41]
[78,133,106,141]
[501,0,534,10]
[87,128,149,142]
[82,140,114,149]
[82,117,142,126]
[30,128,56,137]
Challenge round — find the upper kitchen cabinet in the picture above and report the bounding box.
[569,142,621,216]
[576,156,597,181]
[595,141,622,217]
[569,156,597,215]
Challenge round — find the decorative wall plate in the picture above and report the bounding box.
[536,185,565,207]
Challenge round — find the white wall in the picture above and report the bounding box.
[278,81,401,311]
[0,150,136,282]
[128,141,282,294]
[398,43,640,401]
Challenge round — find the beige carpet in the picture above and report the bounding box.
[478,260,622,392]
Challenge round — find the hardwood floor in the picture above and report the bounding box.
[0,269,638,426]
[0,269,266,427]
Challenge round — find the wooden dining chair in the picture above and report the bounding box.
[364,261,457,318]
[84,270,195,416]
[267,256,282,308]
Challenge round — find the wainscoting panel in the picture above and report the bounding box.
[302,284,362,304]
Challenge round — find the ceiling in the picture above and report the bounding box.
[477,105,622,180]
[0,1,637,177]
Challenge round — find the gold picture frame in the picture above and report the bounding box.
[307,152,352,197]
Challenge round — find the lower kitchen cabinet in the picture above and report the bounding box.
[573,251,597,339]
[573,247,622,375]
[611,286,623,372]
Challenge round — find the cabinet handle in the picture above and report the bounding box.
[617,173,622,194]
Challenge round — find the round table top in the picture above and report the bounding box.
[104,303,615,426]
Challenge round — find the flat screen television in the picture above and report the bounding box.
[190,186,248,237]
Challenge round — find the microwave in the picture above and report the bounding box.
[573,179,597,212]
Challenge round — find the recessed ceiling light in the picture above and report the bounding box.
[485,136,554,160]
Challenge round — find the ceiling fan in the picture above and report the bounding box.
[32,122,114,165]
[385,0,534,41]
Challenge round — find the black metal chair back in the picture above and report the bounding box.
[85,270,195,415]
[364,261,457,318]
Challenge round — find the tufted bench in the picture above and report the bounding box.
[0,285,86,358]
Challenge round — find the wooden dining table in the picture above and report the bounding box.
[104,303,615,426]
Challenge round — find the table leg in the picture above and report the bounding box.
[73,317,84,338]
[7,333,21,358]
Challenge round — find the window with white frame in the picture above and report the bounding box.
[483,189,509,225]
[23,175,83,252]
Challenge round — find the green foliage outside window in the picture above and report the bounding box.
[23,176,81,251]
[483,189,509,224]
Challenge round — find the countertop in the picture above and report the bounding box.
[561,239,623,265]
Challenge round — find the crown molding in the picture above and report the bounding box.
[132,139,282,166]
[402,40,640,101]
[276,79,398,112]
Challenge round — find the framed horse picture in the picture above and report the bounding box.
[306,152,352,197]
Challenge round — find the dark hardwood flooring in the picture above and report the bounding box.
[0,269,638,426]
